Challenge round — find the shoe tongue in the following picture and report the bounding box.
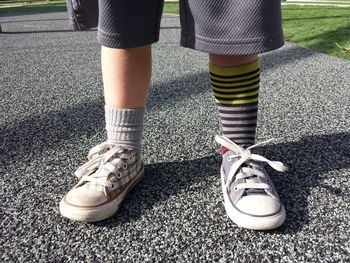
[85,183,104,192]
[84,167,111,190]
[244,177,266,195]
[224,150,266,195]
[241,163,267,195]
[245,189,265,195]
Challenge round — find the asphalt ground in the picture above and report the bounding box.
[1,12,350,263]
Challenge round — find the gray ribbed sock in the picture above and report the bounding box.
[105,105,145,151]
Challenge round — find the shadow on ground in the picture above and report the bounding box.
[0,45,315,165]
[0,18,68,23]
[299,24,350,56]
[0,27,179,34]
[92,132,350,234]
[2,45,346,234]
[3,29,87,34]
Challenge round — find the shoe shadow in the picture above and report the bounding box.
[95,132,350,233]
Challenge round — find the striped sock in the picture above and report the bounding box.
[209,59,260,148]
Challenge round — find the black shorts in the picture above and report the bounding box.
[97,0,284,55]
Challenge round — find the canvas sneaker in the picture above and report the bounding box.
[215,135,288,230]
[59,142,144,222]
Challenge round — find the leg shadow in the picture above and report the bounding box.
[96,132,350,234]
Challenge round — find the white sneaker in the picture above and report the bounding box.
[215,135,288,230]
[59,142,144,222]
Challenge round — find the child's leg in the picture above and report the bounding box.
[98,0,163,150]
[60,0,164,222]
[102,45,152,109]
[209,54,259,148]
[208,54,288,230]
[60,46,152,221]
[179,0,287,230]
[102,45,152,150]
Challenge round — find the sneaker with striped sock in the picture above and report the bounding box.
[215,135,288,230]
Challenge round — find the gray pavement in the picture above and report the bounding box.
[1,12,350,262]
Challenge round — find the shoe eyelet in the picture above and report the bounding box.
[111,184,115,188]
[116,173,122,179]
[234,187,239,192]
[123,163,128,169]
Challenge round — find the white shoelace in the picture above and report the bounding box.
[215,135,288,193]
[74,142,131,188]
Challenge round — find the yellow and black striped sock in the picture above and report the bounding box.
[209,59,260,148]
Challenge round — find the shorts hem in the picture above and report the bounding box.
[180,33,285,55]
[97,30,160,49]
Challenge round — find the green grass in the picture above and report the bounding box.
[163,3,350,60]
[282,5,350,60]
[163,2,179,14]
[285,1,350,5]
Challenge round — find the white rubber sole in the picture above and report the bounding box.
[221,166,286,230]
[59,167,144,222]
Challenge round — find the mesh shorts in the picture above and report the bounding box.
[97,0,284,55]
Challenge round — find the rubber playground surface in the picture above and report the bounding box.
[1,12,349,262]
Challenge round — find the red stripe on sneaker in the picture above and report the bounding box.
[221,147,229,155]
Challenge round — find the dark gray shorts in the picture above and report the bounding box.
[97,0,284,55]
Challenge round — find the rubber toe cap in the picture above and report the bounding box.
[65,185,107,207]
[236,195,282,216]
